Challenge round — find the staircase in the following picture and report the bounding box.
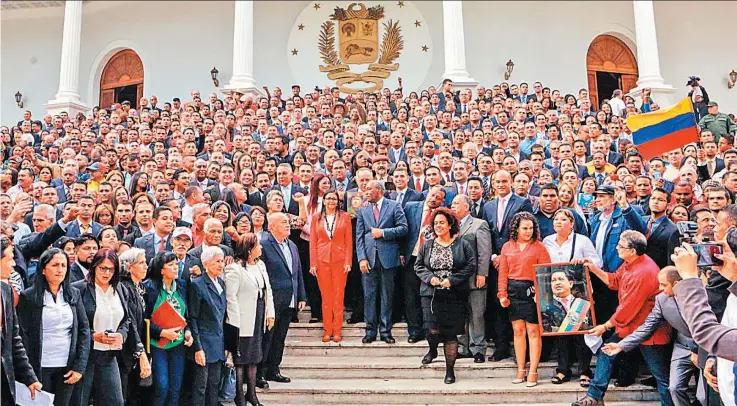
[254,313,660,405]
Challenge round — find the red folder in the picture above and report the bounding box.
[151,300,187,347]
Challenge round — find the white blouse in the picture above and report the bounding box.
[93,284,125,351]
[41,289,73,367]
[543,232,603,269]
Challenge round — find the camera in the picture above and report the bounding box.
[677,221,723,268]
[686,76,701,87]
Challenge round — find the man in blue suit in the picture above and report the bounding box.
[259,212,306,386]
[64,195,103,238]
[356,180,408,344]
[399,186,446,342]
[480,170,533,361]
[388,169,424,208]
[134,206,175,265]
[588,185,647,323]
[189,245,227,406]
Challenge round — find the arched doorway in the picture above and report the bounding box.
[586,35,638,110]
[99,49,144,109]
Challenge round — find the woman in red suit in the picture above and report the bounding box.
[309,189,353,343]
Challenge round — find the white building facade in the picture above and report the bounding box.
[2,0,736,117]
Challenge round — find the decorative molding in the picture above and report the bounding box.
[586,34,638,75]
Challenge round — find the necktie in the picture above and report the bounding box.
[65,187,71,201]
[646,219,653,238]
[561,297,569,311]
[418,208,433,248]
[122,227,128,237]
[373,203,380,223]
[459,184,465,195]
[159,237,166,252]
[482,177,489,198]
[304,185,310,194]
[415,178,421,190]
[472,202,478,216]
[397,192,403,204]
[708,160,715,176]
[337,182,344,192]
[178,261,184,277]
[596,174,604,185]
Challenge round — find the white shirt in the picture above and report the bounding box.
[610,97,626,117]
[595,211,613,260]
[93,284,125,351]
[182,204,194,224]
[543,233,603,268]
[41,289,73,367]
[209,273,223,295]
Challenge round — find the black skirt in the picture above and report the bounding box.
[234,296,265,365]
[507,279,538,324]
[421,288,468,336]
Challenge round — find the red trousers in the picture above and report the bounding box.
[316,262,348,335]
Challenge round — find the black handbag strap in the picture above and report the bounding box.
[568,234,577,262]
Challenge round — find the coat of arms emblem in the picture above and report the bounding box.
[319,3,403,93]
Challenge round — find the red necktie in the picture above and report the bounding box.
[415,178,421,190]
[459,184,465,195]
[159,237,166,252]
[373,203,380,223]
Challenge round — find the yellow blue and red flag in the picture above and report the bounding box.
[627,97,699,160]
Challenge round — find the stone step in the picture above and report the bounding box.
[256,378,659,404]
[280,356,567,379]
[284,336,439,357]
[288,322,411,337]
[227,403,659,406]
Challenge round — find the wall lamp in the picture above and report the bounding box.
[728,70,737,89]
[14,91,23,108]
[504,59,515,80]
[211,67,220,87]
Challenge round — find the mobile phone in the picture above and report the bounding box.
[693,243,724,267]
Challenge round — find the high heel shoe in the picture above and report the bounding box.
[322,333,331,342]
[247,397,264,406]
[512,369,527,384]
[526,371,539,387]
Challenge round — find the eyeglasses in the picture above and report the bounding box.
[616,244,630,250]
[97,266,115,274]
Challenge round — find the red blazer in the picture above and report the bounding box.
[309,211,353,268]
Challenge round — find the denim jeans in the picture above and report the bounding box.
[151,344,186,406]
[362,262,395,337]
[588,334,674,406]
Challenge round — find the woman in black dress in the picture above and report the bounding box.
[415,207,476,384]
[225,233,275,406]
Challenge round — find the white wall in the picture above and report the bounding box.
[2,1,735,121]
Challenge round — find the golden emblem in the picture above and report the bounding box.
[318,3,403,93]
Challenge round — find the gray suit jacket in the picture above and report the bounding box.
[457,216,492,290]
[673,278,737,362]
[619,292,697,358]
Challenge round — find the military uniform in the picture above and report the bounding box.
[698,108,735,142]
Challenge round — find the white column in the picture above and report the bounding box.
[47,0,88,115]
[628,0,675,106]
[224,0,261,97]
[441,1,476,86]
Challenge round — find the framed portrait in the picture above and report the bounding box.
[345,191,364,218]
[534,262,597,336]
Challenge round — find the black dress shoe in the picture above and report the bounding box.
[444,373,456,384]
[381,335,396,344]
[407,335,423,344]
[347,317,363,324]
[473,353,486,363]
[640,376,657,388]
[255,376,269,389]
[266,372,291,383]
[422,350,438,365]
[614,378,634,387]
[489,348,509,361]
[362,335,376,344]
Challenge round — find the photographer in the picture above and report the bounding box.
[671,241,737,405]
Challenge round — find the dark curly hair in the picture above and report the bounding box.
[508,212,542,242]
[431,207,460,238]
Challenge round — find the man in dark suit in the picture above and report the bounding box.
[355,180,408,344]
[643,188,680,269]
[188,246,227,406]
[134,206,175,265]
[258,213,306,387]
[388,168,424,208]
[69,234,99,283]
[190,158,217,191]
[113,200,139,240]
[467,177,487,218]
[399,186,446,343]
[480,170,533,361]
[65,195,103,238]
[268,164,307,216]
[247,171,271,210]
[186,220,234,275]
[206,163,236,203]
[1,282,43,404]
[16,204,71,280]
[697,140,725,182]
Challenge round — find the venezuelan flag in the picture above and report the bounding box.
[627,97,699,160]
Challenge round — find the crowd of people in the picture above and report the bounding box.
[0,76,736,406]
